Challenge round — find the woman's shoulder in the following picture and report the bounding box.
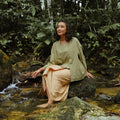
[72,37,78,40]
[71,37,82,46]
[53,40,59,45]
[52,40,59,48]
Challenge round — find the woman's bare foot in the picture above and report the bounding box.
[37,99,53,108]
[36,102,53,108]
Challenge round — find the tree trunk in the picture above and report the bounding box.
[47,0,54,34]
[40,0,45,9]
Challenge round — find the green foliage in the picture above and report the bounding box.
[74,7,120,66]
[0,0,54,63]
[0,0,120,66]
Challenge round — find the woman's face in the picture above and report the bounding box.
[57,22,66,37]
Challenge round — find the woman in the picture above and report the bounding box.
[32,20,93,108]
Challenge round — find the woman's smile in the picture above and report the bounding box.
[57,22,66,36]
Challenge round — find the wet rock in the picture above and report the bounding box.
[1,94,45,114]
[12,61,43,87]
[3,87,21,96]
[84,115,120,120]
[114,90,120,104]
[19,88,40,98]
[34,97,105,120]
[1,99,16,108]
[96,94,114,101]
[108,75,120,87]
[0,49,12,91]
[68,77,96,98]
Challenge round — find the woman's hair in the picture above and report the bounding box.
[55,19,73,42]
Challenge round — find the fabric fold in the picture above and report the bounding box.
[42,65,71,102]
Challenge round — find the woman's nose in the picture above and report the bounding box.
[57,27,60,30]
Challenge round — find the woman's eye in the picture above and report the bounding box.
[57,25,65,29]
[57,26,60,28]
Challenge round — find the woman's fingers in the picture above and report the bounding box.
[87,72,94,79]
[89,73,94,79]
[32,69,41,78]
[32,71,37,78]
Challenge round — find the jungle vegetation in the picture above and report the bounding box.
[0,0,120,67]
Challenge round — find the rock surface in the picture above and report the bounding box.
[84,115,120,120]
[33,97,106,120]
[0,49,12,91]
[0,86,120,120]
[68,77,96,98]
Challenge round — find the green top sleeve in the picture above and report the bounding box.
[76,39,87,69]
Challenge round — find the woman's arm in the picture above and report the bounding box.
[32,43,56,79]
[32,67,45,78]
[86,70,94,79]
[76,38,87,69]
[75,38,94,79]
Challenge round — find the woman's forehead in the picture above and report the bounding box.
[57,22,66,26]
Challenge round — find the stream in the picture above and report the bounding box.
[0,73,46,120]
[0,73,120,120]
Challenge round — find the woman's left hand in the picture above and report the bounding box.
[86,71,94,79]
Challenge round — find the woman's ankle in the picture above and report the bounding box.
[48,99,53,104]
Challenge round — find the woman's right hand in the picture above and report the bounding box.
[32,67,45,78]
[32,69,41,78]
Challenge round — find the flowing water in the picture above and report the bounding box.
[0,73,120,119]
[0,73,47,120]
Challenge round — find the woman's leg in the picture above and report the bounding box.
[37,66,71,108]
[37,80,53,108]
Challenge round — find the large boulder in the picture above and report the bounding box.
[33,97,105,120]
[68,77,96,98]
[32,97,120,120]
[0,50,12,91]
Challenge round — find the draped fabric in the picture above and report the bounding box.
[42,65,71,101]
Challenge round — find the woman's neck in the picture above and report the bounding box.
[60,36,67,44]
[60,36,66,41]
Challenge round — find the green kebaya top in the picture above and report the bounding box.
[44,37,87,82]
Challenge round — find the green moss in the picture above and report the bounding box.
[57,106,74,120]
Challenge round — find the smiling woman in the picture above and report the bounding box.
[57,22,66,37]
[32,19,93,108]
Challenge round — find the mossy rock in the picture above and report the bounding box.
[0,49,12,91]
[68,77,96,98]
[33,97,105,120]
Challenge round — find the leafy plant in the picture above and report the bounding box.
[0,0,120,66]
